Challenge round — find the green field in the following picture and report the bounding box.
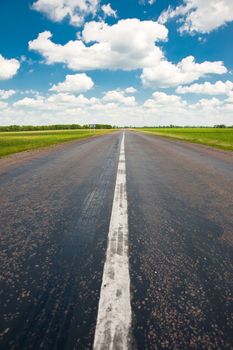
[0,129,115,158]
[137,128,233,151]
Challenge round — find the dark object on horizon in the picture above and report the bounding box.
[0,124,115,132]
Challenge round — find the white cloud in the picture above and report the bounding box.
[125,87,137,94]
[0,89,16,99]
[103,90,136,106]
[101,3,117,18]
[176,80,233,95]
[13,89,137,111]
[0,54,20,80]
[29,19,167,70]
[32,0,99,26]
[13,93,97,110]
[159,0,233,34]
[193,97,223,109]
[47,92,97,106]
[50,73,94,93]
[226,91,233,103]
[139,0,156,4]
[29,20,226,88]
[5,89,233,126]
[144,91,186,109]
[141,56,227,88]
[20,89,41,96]
[13,96,45,109]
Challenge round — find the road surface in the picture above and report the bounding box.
[0,131,232,349]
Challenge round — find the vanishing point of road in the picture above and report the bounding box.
[0,131,233,349]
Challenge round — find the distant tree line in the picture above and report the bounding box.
[0,124,232,132]
[213,124,227,128]
[132,125,233,128]
[0,124,116,132]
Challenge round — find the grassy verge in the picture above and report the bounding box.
[0,129,115,158]
[136,128,233,151]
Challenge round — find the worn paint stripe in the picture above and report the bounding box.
[93,132,132,350]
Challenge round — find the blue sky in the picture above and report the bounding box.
[0,0,233,126]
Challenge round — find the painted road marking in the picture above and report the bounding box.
[93,132,132,350]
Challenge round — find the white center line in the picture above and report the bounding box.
[93,132,132,350]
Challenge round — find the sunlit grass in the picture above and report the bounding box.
[0,129,115,157]
[136,128,233,151]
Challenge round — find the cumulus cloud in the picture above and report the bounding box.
[101,3,117,18]
[159,0,233,34]
[176,80,233,95]
[0,89,16,99]
[29,19,167,71]
[13,93,99,110]
[141,56,227,88]
[50,73,94,93]
[226,91,233,104]
[47,92,98,106]
[13,96,45,109]
[5,89,233,126]
[32,0,99,26]
[125,87,137,94]
[102,90,136,106]
[144,91,186,109]
[193,97,223,109]
[29,20,227,88]
[13,89,136,111]
[0,54,20,80]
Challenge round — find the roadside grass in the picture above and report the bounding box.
[0,129,115,158]
[136,128,233,151]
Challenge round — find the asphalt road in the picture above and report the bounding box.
[0,131,233,349]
